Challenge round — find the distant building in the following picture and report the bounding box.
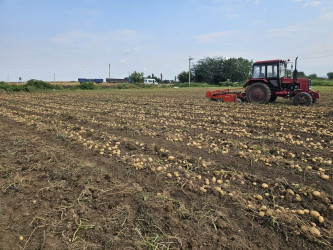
[106,78,130,83]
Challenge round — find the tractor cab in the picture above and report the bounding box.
[251,59,293,79]
[249,59,295,91]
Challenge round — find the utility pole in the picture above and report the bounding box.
[54,73,55,82]
[109,63,111,78]
[189,56,193,86]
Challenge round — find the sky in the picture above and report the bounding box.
[0,0,333,82]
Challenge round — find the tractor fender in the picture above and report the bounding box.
[309,91,320,100]
[243,79,268,88]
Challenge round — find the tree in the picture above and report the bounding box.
[193,57,224,84]
[191,56,252,84]
[327,72,333,80]
[308,74,318,79]
[129,71,144,83]
[297,71,306,78]
[178,71,189,83]
[222,58,252,82]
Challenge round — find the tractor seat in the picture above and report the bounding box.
[259,73,265,78]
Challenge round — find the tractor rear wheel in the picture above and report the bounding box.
[269,94,277,103]
[246,82,271,104]
[216,98,223,102]
[293,92,312,106]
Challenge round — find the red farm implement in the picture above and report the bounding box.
[205,89,245,103]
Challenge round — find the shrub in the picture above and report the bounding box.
[116,84,131,89]
[0,80,61,92]
[173,82,215,88]
[0,82,26,92]
[76,81,98,90]
[219,79,242,87]
[312,79,333,86]
[26,79,57,89]
[111,83,157,89]
[133,83,155,88]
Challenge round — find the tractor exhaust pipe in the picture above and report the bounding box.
[293,56,298,84]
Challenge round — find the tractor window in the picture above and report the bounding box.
[267,65,278,78]
[252,65,265,78]
[273,65,278,77]
[252,66,260,78]
[280,62,286,77]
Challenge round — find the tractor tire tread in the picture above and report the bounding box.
[293,92,313,106]
[246,82,271,104]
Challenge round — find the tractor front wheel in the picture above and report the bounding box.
[246,82,271,104]
[293,92,312,106]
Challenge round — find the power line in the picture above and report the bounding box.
[280,49,333,61]
[296,49,333,57]
[300,53,333,60]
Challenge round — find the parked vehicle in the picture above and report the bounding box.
[78,78,103,83]
[144,79,158,85]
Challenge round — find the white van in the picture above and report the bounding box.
[144,79,158,85]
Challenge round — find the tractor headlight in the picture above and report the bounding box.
[308,79,312,90]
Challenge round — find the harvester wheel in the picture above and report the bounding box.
[293,92,312,106]
[246,82,271,104]
[216,98,223,102]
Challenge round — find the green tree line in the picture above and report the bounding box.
[178,57,253,84]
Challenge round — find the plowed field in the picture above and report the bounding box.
[0,87,332,249]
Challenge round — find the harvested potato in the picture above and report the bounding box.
[309,227,321,238]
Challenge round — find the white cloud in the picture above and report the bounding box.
[195,31,228,44]
[320,11,333,19]
[51,29,137,45]
[51,31,89,44]
[267,25,304,37]
[113,29,136,37]
[293,0,321,6]
[120,59,127,64]
[64,9,102,16]
[304,1,320,6]
[211,0,260,4]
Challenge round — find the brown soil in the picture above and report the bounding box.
[0,87,332,249]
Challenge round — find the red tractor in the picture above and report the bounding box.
[206,57,320,105]
[244,57,319,105]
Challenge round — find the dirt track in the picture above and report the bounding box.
[0,88,332,249]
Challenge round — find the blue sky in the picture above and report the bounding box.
[0,0,332,81]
